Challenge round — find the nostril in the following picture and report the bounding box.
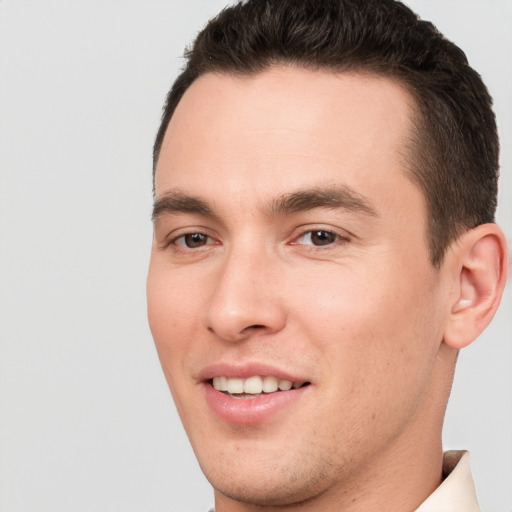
[241,324,266,333]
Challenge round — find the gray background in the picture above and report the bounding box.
[0,1,510,511]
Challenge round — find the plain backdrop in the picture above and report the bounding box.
[0,1,510,511]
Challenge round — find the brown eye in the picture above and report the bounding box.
[291,228,347,249]
[176,233,210,248]
[309,230,338,246]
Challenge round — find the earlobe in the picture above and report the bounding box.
[443,223,509,349]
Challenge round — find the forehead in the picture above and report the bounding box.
[155,67,417,215]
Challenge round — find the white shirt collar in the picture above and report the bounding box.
[415,451,480,511]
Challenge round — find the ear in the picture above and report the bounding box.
[443,223,509,349]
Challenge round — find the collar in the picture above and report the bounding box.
[415,450,480,511]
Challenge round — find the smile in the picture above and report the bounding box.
[212,375,309,397]
[203,372,311,423]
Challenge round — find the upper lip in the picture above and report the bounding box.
[197,362,308,383]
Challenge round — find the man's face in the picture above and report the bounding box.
[148,68,450,507]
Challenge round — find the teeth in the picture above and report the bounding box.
[226,378,244,394]
[212,375,302,394]
[244,376,263,394]
[278,379,292,391]
[262,376,278,393]
[212,376,228,391]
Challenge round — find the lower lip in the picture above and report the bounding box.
[203,383,309,424]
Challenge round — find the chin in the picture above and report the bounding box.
[199,451,339,508]
[209,477,327,508]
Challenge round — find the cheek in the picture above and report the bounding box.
[291,262,441,392]
[146,264,199,375]
[289,264,399,342]
[147,257,203,327]
[147,269,200,419]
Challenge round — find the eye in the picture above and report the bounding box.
[174,232,212,248]
[295,230,342,247]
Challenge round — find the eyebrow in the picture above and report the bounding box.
[152,191,214,221]
[267,186,378,217]
[152,185,378,222]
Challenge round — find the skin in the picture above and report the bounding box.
[147,67,503,511]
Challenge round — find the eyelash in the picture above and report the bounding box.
[291,229,348,248]
[166,232,217,251]
[165,228,349,252]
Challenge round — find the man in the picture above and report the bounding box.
[146,0,508,510]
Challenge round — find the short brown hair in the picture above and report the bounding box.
[153,0,499,266]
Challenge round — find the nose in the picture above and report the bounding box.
[204,249,287,342]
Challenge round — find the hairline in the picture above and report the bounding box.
[153,62,421,174]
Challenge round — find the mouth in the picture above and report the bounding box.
[199,364,312,423]
[209,375,311,399]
